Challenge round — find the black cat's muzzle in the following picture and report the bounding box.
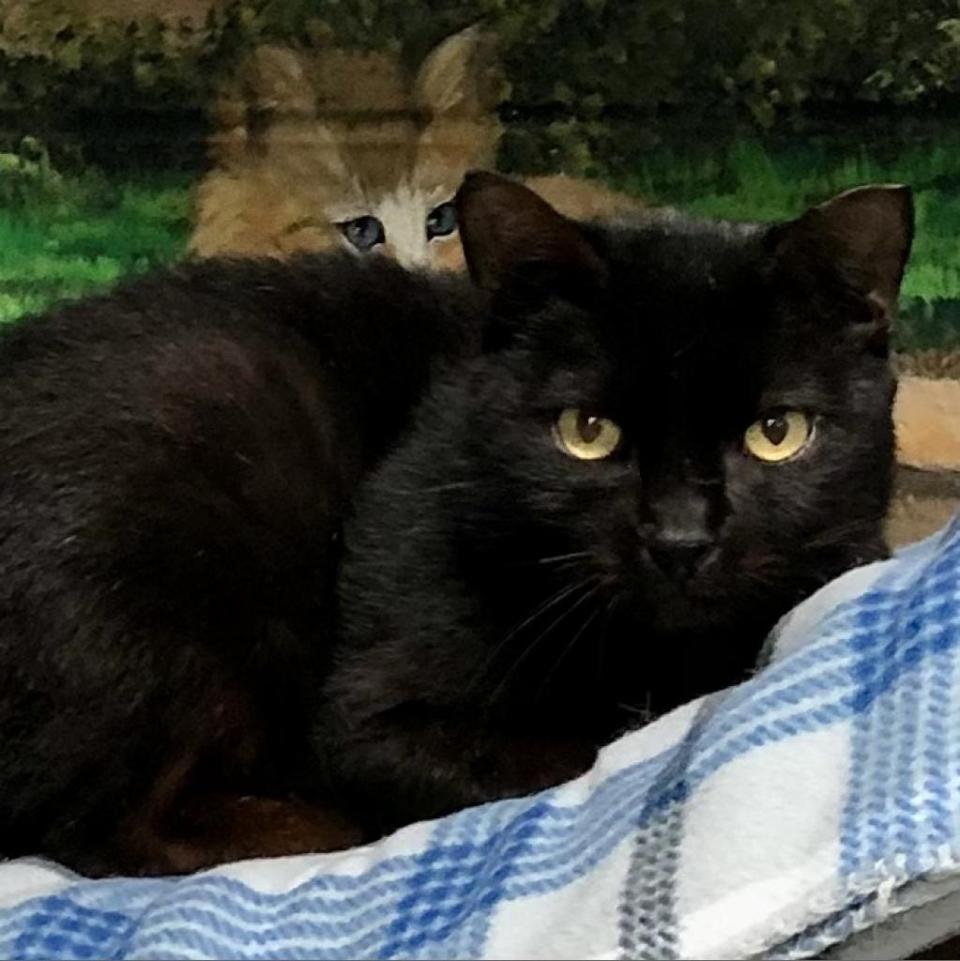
[645,536,719,584]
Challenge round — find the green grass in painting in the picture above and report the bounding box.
[1,131,959,350]
[0,173,190,322]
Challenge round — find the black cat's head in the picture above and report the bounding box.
[441,171,912,634]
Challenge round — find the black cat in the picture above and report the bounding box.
[0,249,487,876]
[0,172,912,877]
[321,173,913,838]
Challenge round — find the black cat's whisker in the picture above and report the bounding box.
[534,597,605,704]
[740,550,788,577]
[742,557,781,576]
[466,574,599,696]
[507,551,591,574]
[596,591,621,683]
[741,567,785,590]
[419,481,478,494]
[542,558,594,577]
[536,550,591,566]
[671,325,709,360]
[380,481,477,496]
[803,516,886,550]
[617,696,655,725]
[485,577,602,709]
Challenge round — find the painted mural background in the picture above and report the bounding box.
[0,0,958,369]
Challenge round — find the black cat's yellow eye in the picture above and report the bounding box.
[553,409,622,461]
[744,411,813,463]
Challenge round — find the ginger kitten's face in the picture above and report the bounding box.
[191,26,501,271]
[328,192,460,269]
[309,176,465,271]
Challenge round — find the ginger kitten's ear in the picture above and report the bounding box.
[414,25,505,118]
[243,45,317,118]
[207,45,316,165]
[412,27,505,189]
[454,171,606,295]
[773,184,914,327]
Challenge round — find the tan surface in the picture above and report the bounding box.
[885,493,957,549]
[897,348,960,379]
[886,465,960,548]
[895,376,960,471]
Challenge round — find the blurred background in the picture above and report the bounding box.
[1,0,959,369]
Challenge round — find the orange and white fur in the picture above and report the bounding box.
[189,26,641,269]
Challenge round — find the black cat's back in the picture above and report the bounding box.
[0,252,482,875]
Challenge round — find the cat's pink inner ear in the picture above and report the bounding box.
[454,171,605,291]
[786,184,914,313]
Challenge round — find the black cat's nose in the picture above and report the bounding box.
[646,532,713,581]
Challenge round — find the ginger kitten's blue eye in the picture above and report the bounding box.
[426,202,457,240]
[338,216,385,252]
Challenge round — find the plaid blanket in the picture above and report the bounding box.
[1,515,960,960]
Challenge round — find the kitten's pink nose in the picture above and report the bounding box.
[647,532,713,581]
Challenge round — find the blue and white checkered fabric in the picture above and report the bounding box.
[1,515,960,960]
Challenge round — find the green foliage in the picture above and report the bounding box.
[247,0,960,173]
[0,137,63,205]
[5,0,960,173]
[487,0,960,173]
[0,167,190,322]
[0,0,262,170]
[0,1,255,113]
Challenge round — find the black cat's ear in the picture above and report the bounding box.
[454,171,606,296]
[772,184,914,337]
